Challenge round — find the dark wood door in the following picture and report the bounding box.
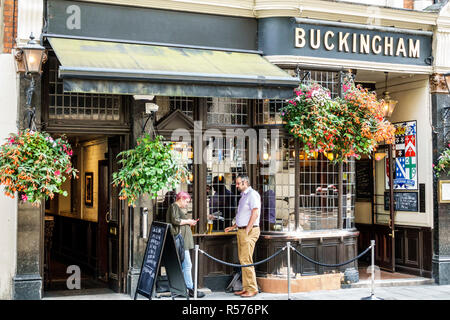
[374,144,396,272]
[98,160,109,282]
[107,136,124,292]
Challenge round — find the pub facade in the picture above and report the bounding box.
[2,0,450,299]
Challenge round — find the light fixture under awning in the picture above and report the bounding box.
[47,37,299,99]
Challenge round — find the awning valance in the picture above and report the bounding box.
[48,37,299,99]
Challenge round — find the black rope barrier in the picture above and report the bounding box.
[291,245,373,268]
[199,246,287,268]
[198,243,373,270]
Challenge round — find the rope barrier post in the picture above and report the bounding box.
[370,240,375,296]
[194,244,199,301]
[286,242,291,300]
[362,240,383,300]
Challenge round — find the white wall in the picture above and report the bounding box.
[0,54,18,300]
[374,75,433,228]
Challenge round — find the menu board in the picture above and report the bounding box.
[384,192,418,212]
[355,160,373,201]
[134,221,188,300]
[135,222,167,299]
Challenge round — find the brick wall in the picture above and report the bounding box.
[2,0,18,53]
[403,0,414,9]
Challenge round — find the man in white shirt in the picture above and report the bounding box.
[225,174,261,298]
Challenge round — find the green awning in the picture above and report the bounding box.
[48,37,299,99]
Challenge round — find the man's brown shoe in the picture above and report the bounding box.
[240,291,258,298]
[234,290,246,296]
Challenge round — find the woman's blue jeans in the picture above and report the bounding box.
[181,249,193,290]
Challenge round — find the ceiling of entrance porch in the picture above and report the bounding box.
[354,69,415,85]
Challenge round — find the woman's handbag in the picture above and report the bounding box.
[174,233,185,262]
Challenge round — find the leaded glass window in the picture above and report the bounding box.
[207,98,248,125]
[48,57,121,121]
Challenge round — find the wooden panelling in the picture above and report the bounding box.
[196,234,359,286]
[50,214,99,276]
[357,223,432,278]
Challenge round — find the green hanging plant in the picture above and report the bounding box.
[112,134,189,206]
[434,143,450,178]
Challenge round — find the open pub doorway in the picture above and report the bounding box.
[43,134,126,297]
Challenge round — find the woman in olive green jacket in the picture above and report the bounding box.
[166,191,204,298]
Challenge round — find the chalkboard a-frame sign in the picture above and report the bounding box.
[134,222,188,300]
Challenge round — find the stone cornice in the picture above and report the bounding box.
[75,0,440,31]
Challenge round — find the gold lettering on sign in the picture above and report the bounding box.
[360,34,370,54]
[310,29,321,49]
[384,37,394,56]
[409,39,420,58]
[339,32,350,52]
[372,35,382,54]
[396,38,407,57]
[292,27,423,61]
[352,33,357,53]
[295,28,306,48]
[324,31,335,50]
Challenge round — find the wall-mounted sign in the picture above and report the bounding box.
[258,18,432,66]
[386,121,418,190]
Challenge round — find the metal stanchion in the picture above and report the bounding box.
[194,244,199,301]
[362,240,383,300]
[287,242,291,300]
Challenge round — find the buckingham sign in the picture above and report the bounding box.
[258,17,433,66]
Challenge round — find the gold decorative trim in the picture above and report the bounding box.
[429,73,449,94]
[439,180,450,204]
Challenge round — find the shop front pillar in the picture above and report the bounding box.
[127,100,152,297]
[13,201,43,300]
[13,74,44,299]
[430,74,450,285]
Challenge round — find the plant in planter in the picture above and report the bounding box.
[281,78,395,162]
[434,143,450,178]
[0,129,78,205]
[112,134,189,206]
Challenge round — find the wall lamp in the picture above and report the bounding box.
[14,33,47,130]
[381,72,398,119]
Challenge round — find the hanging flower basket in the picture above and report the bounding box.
[112,134,189,206]
[0,130,78,205]
[280,78,395,162]
[434,144,450,178]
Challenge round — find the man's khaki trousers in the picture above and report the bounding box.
[237,227,260,293]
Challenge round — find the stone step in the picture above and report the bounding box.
[342,277,434,289]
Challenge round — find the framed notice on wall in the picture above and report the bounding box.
[386,121,418,190]
[85,172,94,207]
[439,180,450,203]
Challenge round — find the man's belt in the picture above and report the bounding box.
[237,226,259,229]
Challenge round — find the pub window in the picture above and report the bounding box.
[207,98,248,126]
[298,153,339,230]
[257,136,295,232]
[254,68,356,232]
[155,141,194,222]
[169,96,194,119]
[206,136,248,232]
[48,57,121,121]
[298,69,341,98]
[255,99,285,125]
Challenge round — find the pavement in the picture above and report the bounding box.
[42,282,450,300]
